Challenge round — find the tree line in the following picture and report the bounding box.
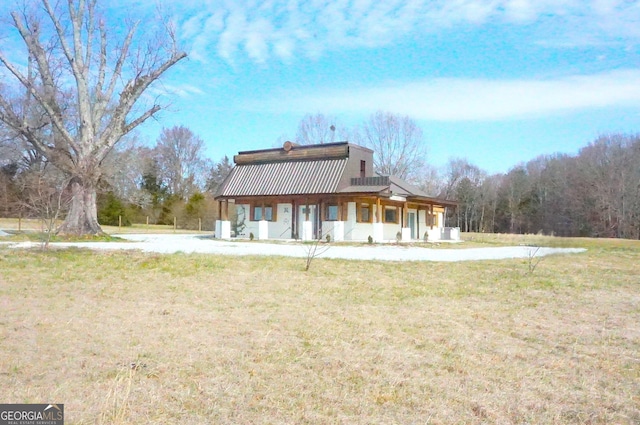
[439,134,640,239]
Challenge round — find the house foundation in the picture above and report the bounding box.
[332,221,345,241]
[258,220,269,240]
[372,222,384,242]
[301,221,314,241]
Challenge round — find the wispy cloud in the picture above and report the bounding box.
[149,83,205,99]
[174,0,640,64]
[241,69,640,121]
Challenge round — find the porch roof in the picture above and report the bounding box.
[340,175,457,208]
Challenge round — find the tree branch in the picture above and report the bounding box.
[7,12,76,149]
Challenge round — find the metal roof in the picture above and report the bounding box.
[388,175,429,197]
[339,185,389,194]
[218,158,348,197]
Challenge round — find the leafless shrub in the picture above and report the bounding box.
[303,227,333,271]
[18,170,71,249]
[527,246,544,274]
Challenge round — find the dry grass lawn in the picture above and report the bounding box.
[0,235,639,424]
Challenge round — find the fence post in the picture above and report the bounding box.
[18,216,21,232]
[199,218,202,232]
[146,216,149,233]
[119,215,122,231]
[174,217,177,231]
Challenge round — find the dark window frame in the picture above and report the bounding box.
[357,202,372,223]
[384,206,399,224]
[252,203,276,222]
[325,204,339,221]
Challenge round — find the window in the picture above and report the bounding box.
[264,206,274,221]
[326,204,339,221]
[384,206,398,223]
[360,160,366,180]
[252,204,275,221]
[357,202,371,223]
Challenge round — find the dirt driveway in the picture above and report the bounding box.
[2,233,586,262]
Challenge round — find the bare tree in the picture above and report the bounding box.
[440,158,485,232]
[154,126,210,200]
[353,111,427,182]
[576,134,640,238]
[0,0,186,235]
[101,135,152,208]
[206,155,234,195]
[499,165,532,234]
[302,226,333,271]
[18,164,71,249]
[418,164,443,197]
[295,113,344,145]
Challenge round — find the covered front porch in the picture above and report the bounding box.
[215,194,459,242]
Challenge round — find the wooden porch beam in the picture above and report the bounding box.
[292,199,297,239]
[403,202,408,228]
[430,204,434,229]
[417,206,421,240]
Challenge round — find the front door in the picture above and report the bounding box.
[299,205,317,239]
[408,212,416,239]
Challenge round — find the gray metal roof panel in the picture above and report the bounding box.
[219,158,348,197]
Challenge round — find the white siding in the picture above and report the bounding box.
[268,203,293,239]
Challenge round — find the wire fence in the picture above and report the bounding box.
[0,217,215,234]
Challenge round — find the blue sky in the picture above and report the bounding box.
[4,0,640,174]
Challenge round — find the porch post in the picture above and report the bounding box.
[430,204,434,229]
[302,198,313,241]
[258,200,268,240]
[215,199,231,239]
[426,203,439,242]
[372,197,384,242]
[318,199,323,238]
[417,206,421,241]
[401,201,411,242]
[330,199,345,242]
[291,199,297,239]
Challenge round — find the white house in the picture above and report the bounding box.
[214,141,459,242]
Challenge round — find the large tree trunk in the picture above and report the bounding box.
[57,177,103,235]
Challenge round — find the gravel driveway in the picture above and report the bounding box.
[2,233,586,262]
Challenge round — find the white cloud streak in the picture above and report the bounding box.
[174,0,640,64]
[241,69,640,121]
